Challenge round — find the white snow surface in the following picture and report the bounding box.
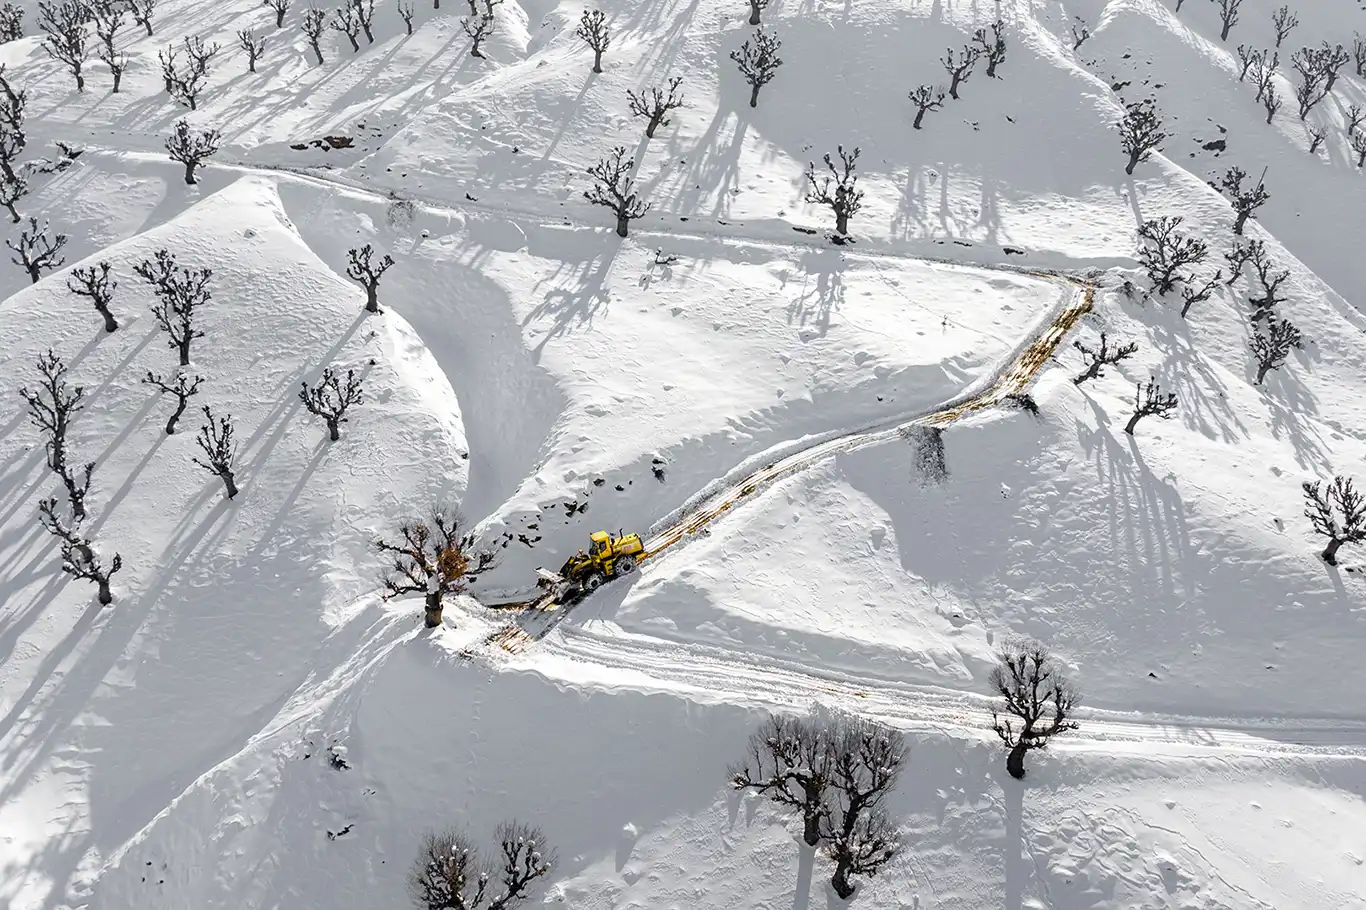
[1,0,1365,906]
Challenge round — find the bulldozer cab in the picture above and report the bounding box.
[589,531,611,557]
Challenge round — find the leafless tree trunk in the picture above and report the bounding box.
[264,0,288,27]
[164,118,221,185]
[907,84,945,129]
[21,351,94,520]
[729,714,834,847]
[128,0,154,35]
[38,0,90,91]
[575,9,609,72]
[822,718,905,898]
[1303,476,1366,565]
[0,65,27,181]
[331,2,360,52]
[972,19,1006,78]
[1247,242,1290,322]
[1251,317,1302,384]
[192,405,239,499]
[1307,125,1326,155]
[804,145,863,237]
[67,261,119,332]
[302,8,326,63]
[1271,5,1296,48]
[1137,215,1207,295]
[300,366,364,440]
[940,44,980,100]
[1072,332,1137,385]
[1216,0,1242,41]
[1118,97,1168,175]
[237,29,265,71]
[746,0,767,25]
[1218,166,1269,234]
[346,244,395,312]
[1071,16,1089,50]
[397,0,413,33]
[627,76,684,139]
[0,3,23,42]
[1124,377,1178,435]
[0,171,25,223]
[731,27,782,108]
[92,0,127,91]
[7,216,68,284]
[1179,270,1221,318]
[136,247,212,365]
[375,509,494,626]
[462,7,493,56]
[356,0,375,42]
[142,370,202,433]
[584,146,650,237]
[990,639,1080,778]
[40,498,122,604]
[409,823,553,910]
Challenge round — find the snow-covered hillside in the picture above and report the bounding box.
[1,0,1364,906]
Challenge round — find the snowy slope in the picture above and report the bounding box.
[1,0,1366,906]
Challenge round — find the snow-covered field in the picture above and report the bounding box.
[2,0,1365,906]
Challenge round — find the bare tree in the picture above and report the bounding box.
[135,248,212,365]
[38,0,90,91]
[237,29,265,71]
[972,19,1006,78]
[7,217,67,284]
[1291,49,1327,120]
[1348,104,1365,135]
[804,145,863,237]
[331,2,360,52]
[730,714,833,847]
[627,76,684,139]
[1356,32,1366,78]
[1215,0,1241,41]
[1071,16,1090,50]
[0,3,22,42]
[192,405,239,499]
[584,146,650,238]
[1262,82,1282,123]
[1307,125,1326,154]
[1224,237,1263,286]
[1318,41,1350,94]
[1137,215,1207,295]
[67,261,119,332]
[1218,166,1269,234]
[356,0,375,42]
[731,27,782,108]
[1179,270,1221,318]
[397,0,413,33]
[165,119,221,185]
[408,823,553,910]
[746,0,767,24]
[1250,317,1301,384]
[940,44,980,100]
[299,366,364,441]
[1236,44,1264,81]
[823,718,905,899]
[1072,332,1137,385]
[989,639,1080,779]
[1118,97,1168,176]
[0,171,26,223]
[0,68,24,183]
[160,35,220,109]
[907,84,945,129]
[302,7,326,64]
[462,1,496,58]
[575,9,609,73]
[1352,130,1366,167]
[39,499,121,604]
[264,0,289,27]
[21,351,95,520]
[375,509,494,627]
[1124,377,1178,435]
[128,0,154,34]
[92,0,127,91]
[1271,5,1296,48]
[1251,49,1278,102]
[1303,476,1366,565]
[346,244,395,312]
[142,369,203,433]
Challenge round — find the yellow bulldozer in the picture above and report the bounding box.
[536,529,646,603]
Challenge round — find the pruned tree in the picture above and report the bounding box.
[160,35,220,109]
[822,717,905,899]
[746,0,767,25]
[1291,48,1327,120]
[1118,97,1168,175]
[627,76,684,139]
[1356,32,1366,78]
[804,145,863,237]
[1071,16,1090,50]
[1137,215,1207,295]
[1262,82,1282,123]
[1179,270,1222,318]
[142,369,203,434]
[461,7,493,56]
[408,822,553,910]
[302,7,326,64]
[1072,331,1137,385]
[1124,377,1178,435]
[7,216,67,284]
[907,84,945,129]
[192,405,239,499]
[575,9,609,73]
[331,2,360,52]
[265,0,289,27]
[0,3,22,42]
[39,499,121,604]
[1352,130,1366,167]
[375,509,494,627]
[973,19,1006,78]
[1251,49,1278,102]
[0,171,26,223]
[92,0,128,91]
[1318,41,1350,94]
[128,0,154,35]
[1303,476,1366,565]
[729,713,833,847]
[989,639,1080,779]
[584,146,650,238]
[397,0,413,33]
[68,261,119,332]
[135,247,212,365]
[38,0,90,91]
[21,350,95,520]
[1247,244,1290,322]
[237,29,265,72]
[356,0,375,42]
[1215,0,1241,41]
[1307,125,1326,155]
[940,44,980,100]
[346,243,395,312]
[1236,44,1263,82]
[0,67,25,181]
[1271,5,1297,48]
[1250,317,1301,384]
[731,27,782,108]
[1348,103,1365,135]
[164,119,221,185]
[299,366,364,441]
[1218,166,1269,235]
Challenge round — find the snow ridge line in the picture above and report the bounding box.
[484,278,1095,651]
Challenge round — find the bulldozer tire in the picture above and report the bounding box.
[613,555,637,578]
[583,571,607,593]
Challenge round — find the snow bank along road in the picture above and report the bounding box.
[486,274,1096,652]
